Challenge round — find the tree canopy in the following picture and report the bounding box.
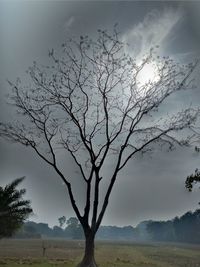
[0,177,32,238]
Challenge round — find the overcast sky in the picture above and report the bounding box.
[0,0,200,227]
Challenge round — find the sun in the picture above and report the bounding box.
[136,62,160,88]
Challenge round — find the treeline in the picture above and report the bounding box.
[15,220,136,240]
[14,209,200,244]
[15,217,84,240]
[146,209,200,244]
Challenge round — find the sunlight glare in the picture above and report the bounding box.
[136,62,159,88]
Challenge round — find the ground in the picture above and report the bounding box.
[0,239,199,267]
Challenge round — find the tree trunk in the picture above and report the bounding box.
[77,232,97,267]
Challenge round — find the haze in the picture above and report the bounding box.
[0,0,199,227]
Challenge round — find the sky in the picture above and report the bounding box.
[0,0,200,228]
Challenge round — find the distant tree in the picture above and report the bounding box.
[97,225,136,240]
[147,220,175,242]
[0,177,32,238]
[58,216,66,228]
[67,217,79,227]
[173,210,200,243]
[147,210,200,244]
[24,221,53,237]
[14,223,41,239]
[52,225,64,237]
[36,222,53,237]
[66,217,84,239]
[0,27,199,267]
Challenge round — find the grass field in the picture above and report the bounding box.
[0,239,199,267]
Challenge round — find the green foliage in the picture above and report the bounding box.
[185,168,200,192]
[0,177,32,238]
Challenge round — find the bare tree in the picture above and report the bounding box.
[0,28,199,267]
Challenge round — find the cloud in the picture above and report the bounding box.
[64,16,75,32]
[123,8,182,57]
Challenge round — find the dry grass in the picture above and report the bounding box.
[0,239,199,267]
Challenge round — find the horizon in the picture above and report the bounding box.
[29,207,199,229]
